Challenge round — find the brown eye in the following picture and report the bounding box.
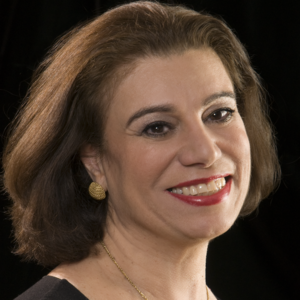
[208,108,235,123]
[142,121,174,137]
[148,124,166,134]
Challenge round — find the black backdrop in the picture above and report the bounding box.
[1,1,300,299]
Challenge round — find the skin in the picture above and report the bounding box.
[50,48,251,300]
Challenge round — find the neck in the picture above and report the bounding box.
[99,215,209,300]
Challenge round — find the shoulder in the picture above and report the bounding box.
[14,276,88,300]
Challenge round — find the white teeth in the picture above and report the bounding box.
[182,187,189,195]
[170,177,227,196]
[197,183,208,193]
[215,178,222,189]
[215,178,226,189]
[222,177,226,186]
[176,188,183,194]
[189,186,197,195]
[207,180,217,192]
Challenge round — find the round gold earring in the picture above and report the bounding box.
[88,182,106,200]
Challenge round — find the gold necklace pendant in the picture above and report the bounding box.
[100,242,209,300]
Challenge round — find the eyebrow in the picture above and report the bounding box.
[126,104,175,127]
[204,91,236,105]
[126,91,236,127]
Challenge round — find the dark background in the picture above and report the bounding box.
[1,0,300,299]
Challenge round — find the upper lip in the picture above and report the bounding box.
[171,174,231,188]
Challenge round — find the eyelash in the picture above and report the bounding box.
[142,121,173,138]
[207,107,235,123]
[142,108,235,138]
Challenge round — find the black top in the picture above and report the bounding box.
[15,276,88,300]
[15,276,222,300]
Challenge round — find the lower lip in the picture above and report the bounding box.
[167,177,232,206]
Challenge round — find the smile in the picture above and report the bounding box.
[170,177,226,196]
[167,175,232,206]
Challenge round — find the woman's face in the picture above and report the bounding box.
[97,49,251,242]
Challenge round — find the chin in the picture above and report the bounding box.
[182,212,240,242]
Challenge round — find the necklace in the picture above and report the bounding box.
[100,242,209,300]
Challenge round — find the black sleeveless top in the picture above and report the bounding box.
[15,276,222,300]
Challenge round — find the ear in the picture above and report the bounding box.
[80,144,107,190]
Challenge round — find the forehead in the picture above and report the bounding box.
[109,49,233,115]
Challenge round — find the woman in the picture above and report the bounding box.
[2,1,280,299]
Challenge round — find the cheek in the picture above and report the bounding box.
[226,121,251,193]
[219,119,251,182]
[232,128,251,167]
[228,116,250,160]
[104,132,174,196]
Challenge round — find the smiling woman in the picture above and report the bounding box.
[94,49,251,246]
[2,1,280,300]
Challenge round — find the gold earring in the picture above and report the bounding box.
[88,182,106,200]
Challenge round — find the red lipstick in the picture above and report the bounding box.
[168,176,232,206]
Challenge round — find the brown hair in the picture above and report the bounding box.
[2,1,280,267]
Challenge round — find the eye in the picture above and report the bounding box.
[207,108,235,123]
[142,121,173,137]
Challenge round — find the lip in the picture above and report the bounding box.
[167,176,232,206]
[172,174,231,188]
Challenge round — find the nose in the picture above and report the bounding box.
[178,123,222,168]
